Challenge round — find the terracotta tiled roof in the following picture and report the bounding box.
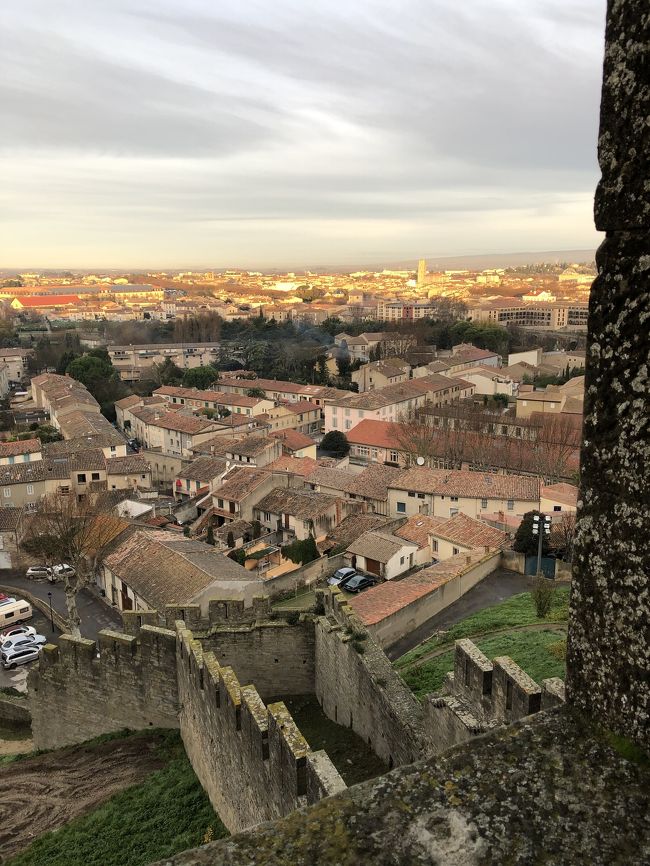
[269,429,315,452]
[106,455,152,475]
[391,467,540,501]
[0,438,41,457]
[254,487,339,519]
[212,467,271,502]
[394,515,448,549]
[429,512,509,550]
[349,550,493,625]
[541,482,578,507]
[266,456,319,477]
[177,456,228,483]
[347,530,416,563]
[104,529,258,608]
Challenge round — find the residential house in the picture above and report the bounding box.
[277,401,321,436]
[0,348,33,382]
[387,468,540,520]
[99,529,263,614]
[305,463,404,516]
[270,429,317,459]
[516,378,584,419]
[540,482,578,518]
[175,456,229,500]
[107,342,222,382]
[191,434,282,467]
[346,530,419,580]
[31,373,100,428]
[212,467,284,525]
[352,358,411,392]
[334,332,416,363]
[427,512,508,560]
[452,365,516,397]
[0,439,42,465]
[125,407,224,458]
[323,374,473,434]
[444,344,502,373]
[153,385,275,418]
[253,487,349,542]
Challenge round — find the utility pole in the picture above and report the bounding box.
[532,513,552,578]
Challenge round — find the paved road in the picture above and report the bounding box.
[386,568,536,661]
[0,571,121,643]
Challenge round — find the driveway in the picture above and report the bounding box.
[386,568,536,661]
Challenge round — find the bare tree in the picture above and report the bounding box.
[553,512,577,562]
[20,495,127,638]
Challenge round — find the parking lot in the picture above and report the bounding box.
[0,607,59,693]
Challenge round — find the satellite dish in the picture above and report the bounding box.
[416,456,425,466]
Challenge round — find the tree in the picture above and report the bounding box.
[513,511,550,556]
[246,387,266,399]
[282,535,320,565]
[207,525,216,546]
[66,353,125,410]
[181,366,219,389]
[335,351,351,380]
[553,512,577,562]
[320,430,350,457]
[56,350,79,374]
[151,357,183,386]
[20,495,127,638]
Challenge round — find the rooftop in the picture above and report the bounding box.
[254,487,340,520]
[0,438,41,457]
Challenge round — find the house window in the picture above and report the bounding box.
[3,488,10,498]
[92,472,100,481]
[77,473,86,483]
[396,502,406,513]
[431,539,438,552]
[110,446,116,453]
[481,499,488,509]
[553,505,562,512]
[408,491,415,498]
[450,496,458,502]
[8,456,14,465]
[450,508,458,516]
[400,556,405,565]
[27,484,34,495]
[507,500,515,511]
[417,493,425,499]
[218,499,224,508]
[453,546,459,555]
[389,451,399,463]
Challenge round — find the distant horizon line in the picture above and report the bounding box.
[2,246,598,274]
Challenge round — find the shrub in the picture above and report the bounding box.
[320,430,350,457]
[531,577,555,618]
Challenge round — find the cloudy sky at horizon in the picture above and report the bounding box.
[1,0,606,270]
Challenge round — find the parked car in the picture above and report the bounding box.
[327,567,357,588]
[1,645,41,670]
[1,625,37,640]
[52,563,76,580]
[0,596,17,607]
[1,633,47,652]
[26,565,53,580]
[340,574,377,593]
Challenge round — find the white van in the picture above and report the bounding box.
[0,599,33,628]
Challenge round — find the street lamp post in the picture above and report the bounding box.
[532,513,552,578]
[47,591,55,635]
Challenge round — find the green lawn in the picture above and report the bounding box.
[401,629,567,699]
[394,588,570,670]
[7,731,227,866]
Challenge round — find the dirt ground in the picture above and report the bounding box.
[0,732,168,861]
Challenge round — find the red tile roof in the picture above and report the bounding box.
[17,295,81,307]
[269,429,315,452]
[0,438,41,457]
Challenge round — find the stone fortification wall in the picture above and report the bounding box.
[176,622,345,833]
[29,625,179,750]
[315,588,425,768]
[200,620,315,701]
[423,639,566,752]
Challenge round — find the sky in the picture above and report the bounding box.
[1,0,606,270]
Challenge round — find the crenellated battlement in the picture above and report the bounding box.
[175,620,344,831]
[423,639,566,753]
[164,596,274,632]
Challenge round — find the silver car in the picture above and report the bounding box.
[1,633,47,653]
[327,567,357,587]
[1,644,41,669]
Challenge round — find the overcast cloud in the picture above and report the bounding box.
[0,0,606,269]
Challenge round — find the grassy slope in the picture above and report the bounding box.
[394,588,570,700]
[394,588,570,669]
[7,730,227,866]
[402,629,567,699]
